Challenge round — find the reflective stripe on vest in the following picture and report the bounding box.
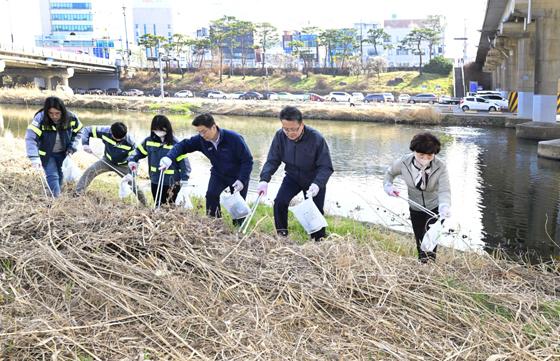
[176,154,188,162]
[38,150,46,156]
[137,143,148,155]
[28,124,42,136]
[92,126,98,138]
[150,166,174,174]
[101,135,132,150]
[72,122,83,133]
[146,141,173,150]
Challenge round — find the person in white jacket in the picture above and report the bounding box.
[384,132,451,262]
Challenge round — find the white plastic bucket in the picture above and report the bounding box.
[220,191,251,219]
[289,198,328,234]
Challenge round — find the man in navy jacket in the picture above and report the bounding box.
[161,113,253,224]
[258,106,334,241]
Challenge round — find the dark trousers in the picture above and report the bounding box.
[410,207,439,262]
[206,175,248,226]
[274,175,326,241]
[151,182,180,207]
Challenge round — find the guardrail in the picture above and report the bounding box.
[0,43,115,67]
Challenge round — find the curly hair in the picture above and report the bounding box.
[409,132,441,154]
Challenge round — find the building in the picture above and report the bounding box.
[132,0,174,58]
[383,18,445,67]
[35,1,118,59]
[354,22,382,61]
[282,31,319,67]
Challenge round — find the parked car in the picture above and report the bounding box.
[460,96,501,112]
[74,88,87,95]
[272,91,297,101]
[105,88,122,96]
[207,90,228,99]
[398,94,410,103]
[476,90,502,97]
[293,93,310,101]
[351,92,365,102]
[147,88,170,97]
[122,88,144,96]
[228,91,246,99]
[438,95,461,105]
[87,88,104,95]
[382,93,395,102]
[408,93,438,104]
[478,94,508,109]
[363,93,386,103]
[240,91,263,100]
[307,93,325,102]
[174,89,194,98]
[327,91,352,102]
[263,91,277,100]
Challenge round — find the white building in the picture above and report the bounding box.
[353,22,382,62]
[132,0,175,58]
[382,19,445,68]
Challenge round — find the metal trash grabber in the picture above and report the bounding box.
[397,194,438,218]
[91,153,126,177]
[154,168,165,209]
[92,152,140,204]
[239,193,262,234]
[35,167,55,199]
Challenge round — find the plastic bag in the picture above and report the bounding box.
[420,218,460,252]
[175,186,193,209]
[119,176,133,199]
[62,157,82,184]
[220,191,251,219]
[289,198,328,234]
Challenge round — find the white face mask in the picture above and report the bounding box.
[154,130,167,138]
[414,153,433,167]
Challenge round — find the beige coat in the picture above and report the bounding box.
[384,153,451,211]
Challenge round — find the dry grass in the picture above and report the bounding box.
[0,137,559,360]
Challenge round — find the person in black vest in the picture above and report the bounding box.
[258,106,334,241]
[76,122,147,205]
[161,113,253,225]
[25,96,83,197]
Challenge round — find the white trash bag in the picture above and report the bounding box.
[420,218,458,252]
[220,191,251,219]
[119,175,133,199]
[62,157,82,184]
[175,186,193,209]
[290,198,328,234]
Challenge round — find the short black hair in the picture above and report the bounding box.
[409,132,441,154]
[279,106,303,123]
[110,122,127,139]
[192,113,215,128]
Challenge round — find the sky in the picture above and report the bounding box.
[0,0,488,60]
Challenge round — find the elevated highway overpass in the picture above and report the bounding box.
[0,43,119,90]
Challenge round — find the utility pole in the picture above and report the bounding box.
[122,5,130,65]
[157,40,165,99]
[6,0,14,48]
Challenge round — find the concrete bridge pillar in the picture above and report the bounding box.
[533,10,560,123]
[517,35,536,119]
[505,39,518,93]
[45,76,53,91]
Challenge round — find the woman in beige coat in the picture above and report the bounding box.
[384,132,451,262]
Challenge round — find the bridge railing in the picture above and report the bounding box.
[0,43,115,67]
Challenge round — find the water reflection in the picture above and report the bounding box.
[2,104,559,260]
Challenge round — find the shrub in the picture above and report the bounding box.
[423,56,453,75]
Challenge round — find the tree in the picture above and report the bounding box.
[422,15,445,62]
[255,22,278,71]
[137,33,166,69]
[399,28,432,74]
[364,56,387,80]
[335,28,357,72]
[288,39,314,77]
[318,29,339,69]
[230,19,255,79]
[366,28,392,57]
[209,16,235,83]
[168,33,191,78]
[191,38,211,69]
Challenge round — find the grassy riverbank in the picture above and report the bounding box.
[1,138,559,360]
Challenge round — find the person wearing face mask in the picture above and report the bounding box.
[25,96,83,197]
[384,132,451,262]
[257,106,334,241]
[160,113,253,225]
[74,122,147,205]
[128,115,191,207]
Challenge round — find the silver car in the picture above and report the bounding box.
[408,93,438,104]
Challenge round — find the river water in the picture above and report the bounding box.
[2,104,560,261]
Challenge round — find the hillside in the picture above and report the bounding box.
[122,70,454,96]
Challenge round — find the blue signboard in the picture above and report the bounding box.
[469,81,478,93]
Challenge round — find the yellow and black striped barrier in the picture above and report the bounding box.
[508,91,518,113]
[557,93,560,114]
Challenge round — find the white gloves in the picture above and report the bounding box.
[159,156,172,170]
[83,144,93,154]
[306,183,319,198]
[128,162,138,172]
[257,181,268,196]
[439,204,451,219]
[31,158,42,169]
[180,180,188,187]
[232,180,244,193]
[384,183,400,197]
[122,174,133,183]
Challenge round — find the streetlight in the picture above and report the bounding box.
[5,0,14,48]
[122,5,130,66]
[157,40,165,99]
